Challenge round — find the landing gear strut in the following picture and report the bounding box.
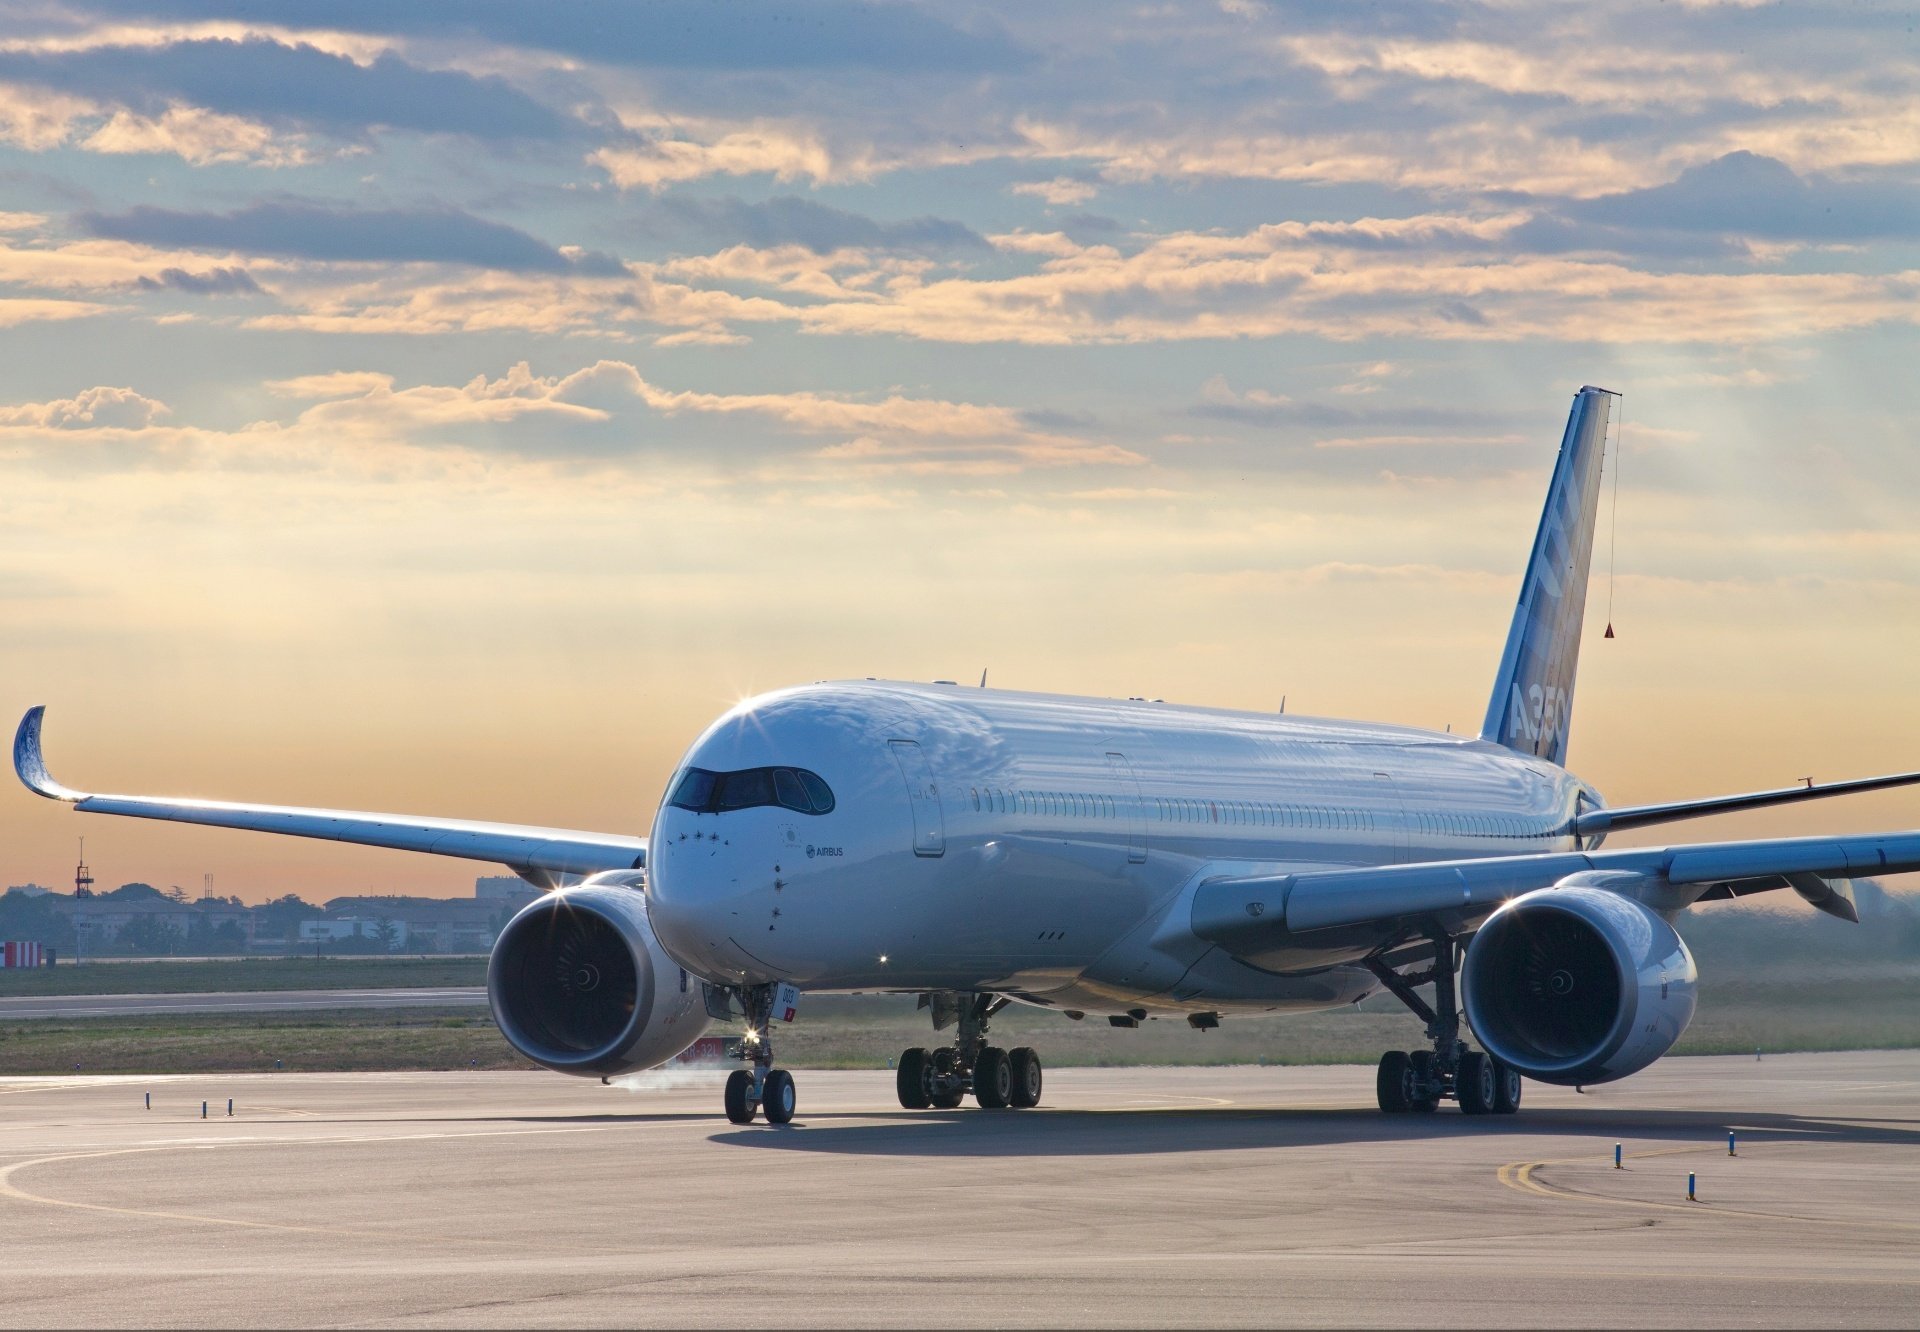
[719,983,796,1125]
[1364,923,1520,1117]
[896,992,1043,1110]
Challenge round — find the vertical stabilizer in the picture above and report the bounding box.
[1479,386,1615,768]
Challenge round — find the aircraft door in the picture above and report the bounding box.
[1106,751,1148,864]
[889,739,946,857]
[1373,771,1412,864]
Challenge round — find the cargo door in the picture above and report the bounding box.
[1106,751,1148,864]
[889,739,946,857]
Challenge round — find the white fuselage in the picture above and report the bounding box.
[646,681,1597,1019]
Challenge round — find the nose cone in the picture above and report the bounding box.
[646,685,879,984]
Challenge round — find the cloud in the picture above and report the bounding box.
[79,103,309,165]
[80,203,624,275]
[0,360,1141,477]
[1012,177,1099,206]
[90,1,1030,74]
[0,386,167,428]
[1571,151,1920,242]
[0,297,111,326]
[640,196,987,256]
[0,38,576,141]
[133,265,262,295]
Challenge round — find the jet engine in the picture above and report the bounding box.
[1461,885,1697,1086]
[487,876,711,1077]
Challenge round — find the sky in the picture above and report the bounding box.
[2,1,1918,903]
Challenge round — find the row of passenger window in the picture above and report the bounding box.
[967,786,1377,834]
[965,785,1558,841]
[1415,811,1556,840]
[970,787,1116,818]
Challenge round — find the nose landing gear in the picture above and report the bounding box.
[1364,924,1522,1117]
[896,992,1043,1110]
[716,983,796,1125]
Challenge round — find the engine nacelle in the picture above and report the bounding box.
[1461,885,1697,1086]
[487,877,711,1078]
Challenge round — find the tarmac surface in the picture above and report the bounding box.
[0,987,488,1019]
[1,1052,1916,1328]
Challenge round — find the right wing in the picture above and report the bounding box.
[14,706,646,889]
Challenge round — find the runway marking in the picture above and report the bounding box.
[1497,1141,1920,1232]
[0,1125,657,1251]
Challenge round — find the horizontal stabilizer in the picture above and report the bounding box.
[1575,768,1920,838]
[13,707,647,887]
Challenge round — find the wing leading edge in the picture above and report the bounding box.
[13,707,646,889]
[1189,824,1920,963]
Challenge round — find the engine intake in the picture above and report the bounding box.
[488,879,710,1077]
[1462,885,1696,1086]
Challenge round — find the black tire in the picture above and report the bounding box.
[1407,1049,1439,1113]
[974,1046,1012,1109]
[724,1068,755,1124]
[1008,1047,1043,1108]
[1492,1057,1523,1115]
[763,1068,796,1124]
[1376,1050,1413,1113]
[1457,1051,1495,1115]
[929,1048,964,1108]
[896,1047,931,1109]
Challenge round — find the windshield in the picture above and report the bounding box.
[668,766,835,815]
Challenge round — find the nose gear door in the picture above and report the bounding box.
[889,739,946,857]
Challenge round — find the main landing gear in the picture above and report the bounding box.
[1364,924,1521,1117]
[896,992,1043,1110]
[719,983,796,1126]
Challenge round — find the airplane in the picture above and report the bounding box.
[16,384,1920,1127]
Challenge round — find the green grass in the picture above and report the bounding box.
[0,955,486,997]
[5,965,1916,1075]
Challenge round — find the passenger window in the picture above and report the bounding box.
[970,786,980,812]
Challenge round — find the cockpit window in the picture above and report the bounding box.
[668,765,835,815]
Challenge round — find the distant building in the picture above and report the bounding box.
[325,896,501,953]
[476,875,540,907]
[6,884,52,897]
[299,917,407,946]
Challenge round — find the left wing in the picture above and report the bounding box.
[14,706,646,889]
[1575,769,1920,838]
[1189,824,1920,963]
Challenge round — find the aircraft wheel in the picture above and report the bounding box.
[1408,1049,1440,1112]
[974,1046,1012,1109]
[1492,1058,1523,1115]
[1008,1047,1043,1108]
[1376,1050,1413,1113]
[1457,1051,1495,1115]
[763,1068,796,1125]
[724,1069,756,1124]
[896,1048,931,1109]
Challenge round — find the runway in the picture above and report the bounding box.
[0,987,487,1019]
[1,1052,1916,1327]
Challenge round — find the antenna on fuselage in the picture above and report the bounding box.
[979,669,988,688]
[1279,695,1286,715]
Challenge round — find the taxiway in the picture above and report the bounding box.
[0,1052,1915,1327]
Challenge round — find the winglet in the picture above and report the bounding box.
[15,707,87,802]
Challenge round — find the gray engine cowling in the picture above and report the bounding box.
[1461,885,1697,1086]
[487,876,711,1077]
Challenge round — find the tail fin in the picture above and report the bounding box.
[1479,385,1616,767]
